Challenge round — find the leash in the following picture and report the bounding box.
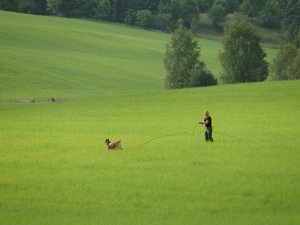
[213,130,244,139]
[139,125,198,147]
[139,132,191,147]
[138,125,245,147]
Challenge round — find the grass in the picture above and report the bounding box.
[1,81,299,225]
[0,11,277,99]
[0,11,299,225]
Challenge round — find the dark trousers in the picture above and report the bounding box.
[205,127,213,142]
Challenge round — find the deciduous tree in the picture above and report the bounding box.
[270,38,300,80]
[220,21,268,83]
[165,25,216,88]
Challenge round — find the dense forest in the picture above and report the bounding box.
[1,0,299,37]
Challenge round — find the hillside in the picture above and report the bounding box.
[0,11,299,225]
[0,11,277,99]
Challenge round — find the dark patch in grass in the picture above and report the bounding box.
[0,98,74,104]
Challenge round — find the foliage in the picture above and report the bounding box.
[290,49,300,79]
[213,0,240,14]
[0,0,47,14]
[152,13,172,31]
[135,10,153,28]
[220,21,269,83]
[18,0,48,14]
[0,0,299,34]
[258,0,283,28]
[47,0,96,17]
[197,0,214,12]
[165,25,199,88]
[239,0,265,17]
[223,0,240,13]
[0,0,18,11]
[270,41,300,80]
[190,16,201,34]
[191,62,218,87]
[46,0,60,15]
[208,3,226,27]
[165,25,216,88]
[283,0,300,42]
[94,0,112,20]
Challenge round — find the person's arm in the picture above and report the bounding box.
[199,118,210,125]
[199,119,207,125]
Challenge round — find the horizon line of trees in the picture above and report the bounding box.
[0,0,299,32]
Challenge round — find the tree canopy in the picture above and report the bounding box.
[165,25,216,88]
[1,0,299,33]
[220,21,269,83]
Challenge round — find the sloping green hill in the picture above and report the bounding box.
[0,11,299,225]
[0,11,277,99]
[0,11,167,98]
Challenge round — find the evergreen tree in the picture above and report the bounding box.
[220,21,269,83]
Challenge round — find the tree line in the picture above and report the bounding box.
[0,0,299,31]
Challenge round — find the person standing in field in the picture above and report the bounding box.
[199,111,214,142]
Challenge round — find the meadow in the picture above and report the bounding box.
[0,11,277,99]
[0,11,299,225]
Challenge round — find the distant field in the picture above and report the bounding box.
[0,11,277,99]
[0,11,299,225]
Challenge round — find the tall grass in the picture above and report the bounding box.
[1,81,299,225]
[0,11,298,225]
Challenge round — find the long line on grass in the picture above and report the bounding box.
[139,125,198,147]
[139,125,245,147]
[139,131,196,147]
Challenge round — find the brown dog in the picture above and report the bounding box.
[104,138,122,150]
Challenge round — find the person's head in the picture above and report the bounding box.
[204,111,209,117]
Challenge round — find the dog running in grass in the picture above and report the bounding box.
[104,138,122,150]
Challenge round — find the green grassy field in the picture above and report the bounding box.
[0,11,277,99]
[0,11,299,225]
